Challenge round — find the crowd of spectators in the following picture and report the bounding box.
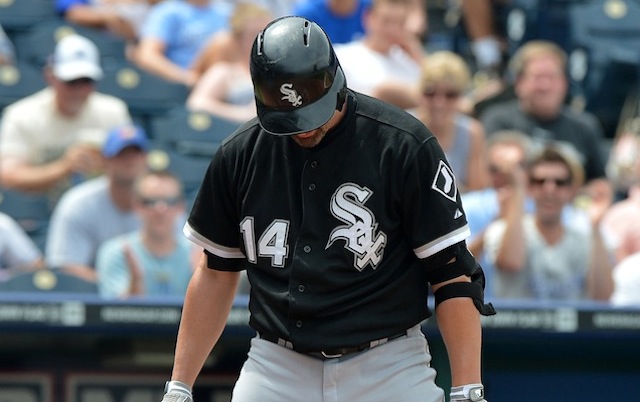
[0,0,639,307]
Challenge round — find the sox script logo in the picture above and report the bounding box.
[280,83,303,106]
[326,183,387,271]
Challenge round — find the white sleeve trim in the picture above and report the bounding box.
[413,225,471,259]
[183,222,245,259]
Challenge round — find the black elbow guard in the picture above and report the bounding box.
[434,264,497,316]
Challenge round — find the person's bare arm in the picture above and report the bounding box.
[65,5,137,40]
[494,167,528,271]
[170,255,240,387]
[585,179,615,300]
[432,275,483,386]
[0,144,103,192]
[465,119,489,192]
[186,64,256,123]
[133,38,196,86]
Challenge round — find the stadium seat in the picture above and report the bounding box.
[0,187,54,252]
[146,144,211,205]
[0,61,47,112]
[97,61,190,120]
[150,106,241,156]
[0,0,58,34]
[567,0,640,137]
[0,270,98,293]
[12,19,127,68]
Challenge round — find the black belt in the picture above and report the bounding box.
[259,330,408,360]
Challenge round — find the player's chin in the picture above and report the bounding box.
[292,131,326,148]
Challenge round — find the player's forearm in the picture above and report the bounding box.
[435,297,483,386]
[171,261,239,386]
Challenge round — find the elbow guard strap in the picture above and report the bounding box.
[434,277,496,316]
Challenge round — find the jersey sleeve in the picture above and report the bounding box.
[183,147,245,271]
[403,137,471,264]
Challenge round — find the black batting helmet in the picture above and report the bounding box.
[250,16,347,135]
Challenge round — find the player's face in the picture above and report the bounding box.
[291,126,329,148]
[290,107,343,148]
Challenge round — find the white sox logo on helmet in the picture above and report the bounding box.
[326,183,387,271]
[280,83,303,106]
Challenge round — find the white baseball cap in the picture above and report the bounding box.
[52,34,103,82]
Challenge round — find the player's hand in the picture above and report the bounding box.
[450,384,487,402]
[161,381,193,402]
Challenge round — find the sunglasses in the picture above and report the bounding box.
[529,176,572,187]
[62,77,96,86]
[139,196,183,207]
[422,88,460,100]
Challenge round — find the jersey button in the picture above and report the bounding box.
[308,183,316,191]
[310,161,318,168]
[303,245,311,253]
[296,320,303,328]
[298,284,305,292]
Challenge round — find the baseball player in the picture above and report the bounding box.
[161,16,495,402]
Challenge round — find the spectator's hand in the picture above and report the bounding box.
[64,144,104,176]
[123,243,144,297]
[583,178,614,226]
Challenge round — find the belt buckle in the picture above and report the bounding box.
[320,351,343,359]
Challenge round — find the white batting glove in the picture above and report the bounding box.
[161,380,193,402]
[450,384,487,402]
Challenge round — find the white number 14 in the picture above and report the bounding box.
[240,217,290,268]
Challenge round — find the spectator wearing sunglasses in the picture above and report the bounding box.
[96,170,194,298]
[415,50,488,192]
[482,145,613,301]
[0,34,131,199]
[45,125,149,283]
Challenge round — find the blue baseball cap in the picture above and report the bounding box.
[102,125,149,158]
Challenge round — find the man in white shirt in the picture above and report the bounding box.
[0,34,131,197]
[333,0,423,108]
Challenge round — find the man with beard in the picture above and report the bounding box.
[161,16,494,402]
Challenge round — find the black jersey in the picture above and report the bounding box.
[185,92,471,352]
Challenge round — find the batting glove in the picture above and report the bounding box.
[161,380,193,402]
[450,384,487,402]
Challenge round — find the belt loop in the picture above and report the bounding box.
[277,338,294,350]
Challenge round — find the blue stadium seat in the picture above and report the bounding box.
[0,61,47,112]
[12,19,127,68]
[0,0,58,34]
[0,270,98,293]
[567,0,640,137]
[0,188,54,252]
[96,61,190,121]
[146,144,211,207]
[150,106,241,155]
